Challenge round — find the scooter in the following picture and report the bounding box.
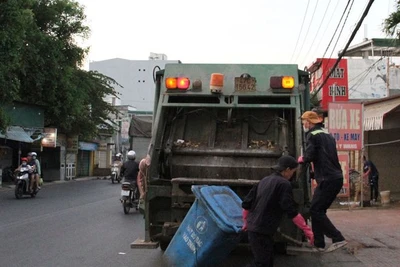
[120,181,140,214]
[14,166,39,199]
[110,163,121,184]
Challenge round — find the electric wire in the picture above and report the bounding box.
[290,0,311,63]
[293,0,319,64]
[365,138,400,147]
[314,0,353,82]
[300,0,332,68]
[328,0,355,59]
[311,0,376,101]
[312,0,341,61]
[322,0,352,59]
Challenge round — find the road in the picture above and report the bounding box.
[0,179,364,267]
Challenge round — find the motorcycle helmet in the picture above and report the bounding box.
[30,152,37,158]
[127,150,136,160]
[21,157,28,162]
[116,153,122,159]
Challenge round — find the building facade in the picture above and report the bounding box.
[89,55,181,111]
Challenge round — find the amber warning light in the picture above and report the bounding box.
[270,76,295,89]
[210,73,224,93]
[165,77,190,90]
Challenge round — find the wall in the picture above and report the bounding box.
[89,58,180,111]
[365,128,400,193]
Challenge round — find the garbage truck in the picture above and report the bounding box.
[132,63,312,251]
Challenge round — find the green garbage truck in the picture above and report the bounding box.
[133,63,312,251]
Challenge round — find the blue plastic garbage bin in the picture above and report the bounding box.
[163,185,243,267]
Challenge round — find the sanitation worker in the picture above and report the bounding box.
[242,155,314,267]
[298,111,347,253]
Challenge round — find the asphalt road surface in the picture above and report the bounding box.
[0,179,362,267]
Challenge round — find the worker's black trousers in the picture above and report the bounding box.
[247,231,274,267]
[310,178,345,249]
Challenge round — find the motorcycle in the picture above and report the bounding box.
[14,166,39,199]
[120,181,140,214]
[110,162,122,184]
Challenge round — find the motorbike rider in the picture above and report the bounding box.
[120,150,139,189]
[113,153,123,178]
[26,153,37,192]
[30,152,42,189]
[15,157,31,172]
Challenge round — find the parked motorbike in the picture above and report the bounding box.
[14,166,39,199]
[110,162,121,184]
[120,181,139,214]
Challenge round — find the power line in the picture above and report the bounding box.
[300,0,333,68]
[311,0,376,101]
[322,0,352,59]
[293,0,319,64]
[312,0,341,60]
[290,0,311,63]
[328,0,354,59]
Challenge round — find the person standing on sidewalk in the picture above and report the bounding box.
[242,155,314,267]
[298,111,347,253]
[363,156,379,204]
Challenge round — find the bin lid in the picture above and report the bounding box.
[192,185,242,233]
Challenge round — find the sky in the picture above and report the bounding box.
[76,0,397,69]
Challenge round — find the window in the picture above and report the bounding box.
[138,80,141,83]
[143,69,146,71]
[139,69,141,71]
[143,80,145,83]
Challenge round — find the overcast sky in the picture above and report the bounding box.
[76,0,396,69]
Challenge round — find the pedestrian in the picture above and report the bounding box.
[363,155,379,204]
[242,155,314,267]
[298,111,347,253]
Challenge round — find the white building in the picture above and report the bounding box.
[89,55,181,111]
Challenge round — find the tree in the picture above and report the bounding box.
[383,1,400,37]
[0,0,119,139]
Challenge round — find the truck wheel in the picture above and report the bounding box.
[274,242,287,254]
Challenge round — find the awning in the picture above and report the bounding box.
[364,101,400,131]
[0,126,33,143]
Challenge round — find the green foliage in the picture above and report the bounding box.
[383,1,400,37]
[0,0,119,138]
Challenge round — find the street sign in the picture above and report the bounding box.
[328,102,363,150]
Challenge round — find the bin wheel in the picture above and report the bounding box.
[159,241,169,251]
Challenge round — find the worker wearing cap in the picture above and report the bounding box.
[298,111,347,252]
[242,155,313,266]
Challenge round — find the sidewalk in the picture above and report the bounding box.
[0,176,99,191]
[329,206,400,267]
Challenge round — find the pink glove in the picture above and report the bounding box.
[297,156,304,164]
[292,214,314,245]
[242,209,249,231]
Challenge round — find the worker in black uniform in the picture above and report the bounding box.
[298,111,347,253]
[242,155,313,267]
[120,150,139,187]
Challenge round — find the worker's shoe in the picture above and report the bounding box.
[324,240,348,253]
